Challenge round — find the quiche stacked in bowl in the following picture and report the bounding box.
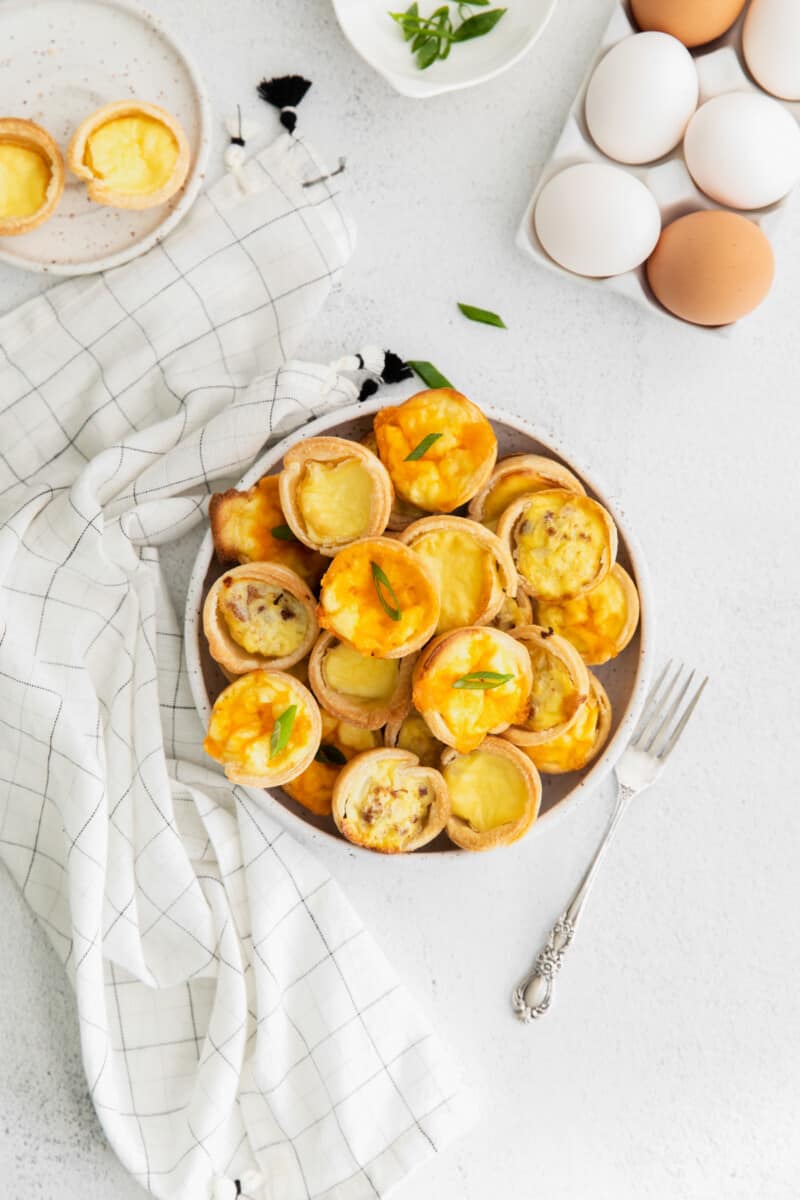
[201,389,640,854]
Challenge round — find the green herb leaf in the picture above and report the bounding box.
[270,705,297,759]
[370,560,403,622]
[452,671,514,690]
[417,35,441,67]
[402,1,419,37]
[452,8,507,40]
[315,743,347,766]
[271,524,299,542]
[405,432,443,461]
[406,360,453,389]
[457,301,507,328]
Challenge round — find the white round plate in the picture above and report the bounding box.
[185,399,654,858]
[331,0,558,99]
[0,0,211,275]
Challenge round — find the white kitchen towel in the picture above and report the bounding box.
[0,133,473,1200]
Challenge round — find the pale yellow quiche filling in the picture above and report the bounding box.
[515,493,609,598]
[85,116,179,195]
[297,458,374,544]
[523,644,583,733]
[482,471,545,529]
[444,750,528,832]
[411,529,494,633]
[349,759,433,851]
[537,567,630,663]
[323,641,400,700]
[0,143,50,217]
[524,692,600,774]
[218,579,309,658]
[396,711,442,767]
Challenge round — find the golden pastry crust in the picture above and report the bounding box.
[383,705,445,768]
[397,515,516,634]
[494,588,534,633]
[373,388,497,513]
[279,436,393,555]
[204,669,322,787]
[521,672,611,775]
[284,710,381,816]
[0,119,65,236]
[497,488,618,602]
[468,453,586,530]
[442,737,541,851]
[412,626,533,754]
[209,474,327,588]
[331,747,449,853]
[308,631,415,729]
[361,429,426,530]
[67,101,190,210]
[535,564,640,666]
[503,624,590,748]
[203,563,318,675]
[318,536,440,659]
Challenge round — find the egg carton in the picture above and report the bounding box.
[517,2,800,331]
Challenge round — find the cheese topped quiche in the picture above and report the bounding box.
[442,737,541,851]
[0,118,65,236]
[469,453,585,531]
[374,389,497,513]
[535,564,640,666]
[284,710,382,816]
[504,624,590,747]
[522,673,611,775]
[332,747,449,853]
[309,631,413,729]
[203,563,318,675]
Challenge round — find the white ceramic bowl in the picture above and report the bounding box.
[185,399,654,855]
[331,0,558,98]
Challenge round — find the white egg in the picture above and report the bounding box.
[585,32,698,165]
[534,163,662,278]
[744,0,800,101]
[683,92,800,210]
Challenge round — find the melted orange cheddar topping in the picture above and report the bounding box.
[536,565,637,666]
[210,475,326,587]
[512,490,613,601]
[285,712,380,816]
[523,686,602,774]
[204,671,314,778]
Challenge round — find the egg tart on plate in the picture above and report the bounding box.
[503,624,590,748]
[412,626,532,754]
[534,564,640,666]
[210,474,326,588]
[373,388,497,513]
[332,747,449,853]
[284,710,382,816]
[309,631,414,729]
[279,437,393,555]
[521,672,611,775]
[204,669,321,787]
[384,705,445,768]
[497,488,617,603]
[203,563,318,675]
[361,430,426,530]
[67,101,190,209]
[494,588,534,633]
[0,119,64,236]
[468,454,585,531]
[318,536,439,658]
[441,737,541,851]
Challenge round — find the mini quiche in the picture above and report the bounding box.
[0,118,65,236]
[284,710,381,816]
[497,488,618,603]
[521,672,611,775]
[534,564,640,666]
[397,515,516,634]
[373,388,497,513]
[468,453,586,531]
[318,536,439,659]
[203,563,318,674]
[309,631,414,729]
[494,588,534,633]
[504,624,590,748]
[279,437,393,555]
[67,101,190,209]
[204,669,321,787]
[384,706,445,768]
[412,626,533,754]
[210,474,326,588]
[441,737,541,851]
[331,747,449,853]
[361,430,426,530]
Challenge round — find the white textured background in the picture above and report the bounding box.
[2,1,800,1197]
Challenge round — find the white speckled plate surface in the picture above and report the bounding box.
[0,0,211,275]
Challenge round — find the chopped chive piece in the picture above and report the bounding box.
[405,432,443,461]
[452,9,506,40]
[406,360,453,389]
[370,560,402,622]
[270,705,297,759]
[315,743,347,766]
[452,671,514,690]
[457,302,507,329]
[271,524,299,542]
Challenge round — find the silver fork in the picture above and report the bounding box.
[512,662,708,1023]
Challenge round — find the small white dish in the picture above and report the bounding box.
[331,0,558,98]
[0,0,211,275]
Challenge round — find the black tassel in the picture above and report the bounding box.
[381,351,412,385]
[358,378,380,403]
[257,75,312,134]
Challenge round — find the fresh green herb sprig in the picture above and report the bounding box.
[270,705,297,759]
[405,432,443,461]
[389,2,507,71]
[370,560,403,622]
[452,671,513,690]
[407,360,453,389]
[458,302,507,329]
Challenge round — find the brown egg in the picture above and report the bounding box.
[631,0,748,47]
[646,211,775,326]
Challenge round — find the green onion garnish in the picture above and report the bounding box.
[270,705,297,759]
[370,560,402,622]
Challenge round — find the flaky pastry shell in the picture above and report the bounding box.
[384,704,445,768]
[331,747,449,854]
[441,736,542,851]
[503,624,590,748]
[309,631,415,729]
[203,563,318,675]
[535,564,640,666]
[0,119,65,236]
[468,453,586,529]
[521,672,611,775]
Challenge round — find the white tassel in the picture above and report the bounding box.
[212,1179,237,1200]
[223,109,262,194]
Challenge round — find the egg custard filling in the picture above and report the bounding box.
[0,141,51,218]
[392,711,443,768]
[471,455,585,530]
[323,640,400,700]
[445,749,528,833]
[525,644,586,735]
[218,578,310,658]
[285,712,380,816]
[84,115,179,196]
[210,475,326,588]
[411,528,495,631]
[535,564,640,666]
[500,489,617,602]
[523,674,611,775]
[296,458,374,545]
[332,749,448,853]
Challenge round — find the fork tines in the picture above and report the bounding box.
[632,661,709,759]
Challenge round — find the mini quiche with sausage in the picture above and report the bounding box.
[332,747,449,853]
[503,624,590,748]
[203,563,318,675]
[521,672,612,775]
[534,564,640,666]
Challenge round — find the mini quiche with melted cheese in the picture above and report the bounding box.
[468,453,586,531]
[384,706,445,768]
[0,118,65,236]
[497,488,618,603]
[67,101,190,209]
[309,631,414,729]
[204,669,321,787]
[535,564,640,666]
[204,563,318,675]
[318,536,439,659]
[332,747,449,853]
[397,515,516,634]
[412,626,533,754]
[441,737,541,851]
[504,624,590,748]
[373,388,497,513]
[279,437,393,555]
[210,474,326,588]
[494,588,534,633]
[284,709,381,816]
[522,672,612,775]
[361,430,426,531]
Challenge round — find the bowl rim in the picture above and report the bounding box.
[184,397,655,862]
